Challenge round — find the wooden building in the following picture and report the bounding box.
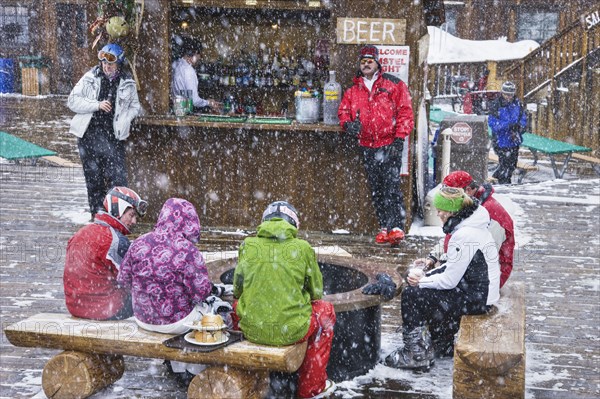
[444,0,598,44]
[127,0,439,233]
[0,0,96,94]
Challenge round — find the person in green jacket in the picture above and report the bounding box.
[233,201,336,399]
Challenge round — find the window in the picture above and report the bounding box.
[518,11,558,44]
[443,7,458,36]
[0,5,30,47]
[441,2,465,36]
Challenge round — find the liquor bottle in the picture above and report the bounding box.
[212,60,221,88]
[265,66,273,88]
[323,70,342,125]
[272,49,281,73]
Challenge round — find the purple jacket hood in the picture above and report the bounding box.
[154,198,201,244]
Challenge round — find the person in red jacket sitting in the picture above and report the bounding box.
[338,44,414,246]
[423,171,515,289]
[63,186,147,320]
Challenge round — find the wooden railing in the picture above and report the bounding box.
[427,62,489,98]
[500,18,600,99]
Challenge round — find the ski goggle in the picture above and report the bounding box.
[110,189,148,217]
[98,51,119,64]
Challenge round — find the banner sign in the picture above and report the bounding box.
[377,45,410,83]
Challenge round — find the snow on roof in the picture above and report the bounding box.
[427,26,540,64]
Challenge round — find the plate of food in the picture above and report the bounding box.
[184,314,227,331]
[183,323,225,331]
[184,331,229,346]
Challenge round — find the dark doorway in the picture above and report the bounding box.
[55,4,87,94]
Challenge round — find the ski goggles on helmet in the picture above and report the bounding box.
[98,50,119,64]
[111,190,148,217]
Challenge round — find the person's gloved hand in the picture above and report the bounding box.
[211,283,234,297]
[344,111,361,137]
[362,273,397,300]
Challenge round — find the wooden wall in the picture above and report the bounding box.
[530,68,600,154]
[452,0,598,42]
[128,122,380,233]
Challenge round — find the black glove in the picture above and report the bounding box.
[344,111,361,137]
[362,273,397,300]
[211,284,234,297]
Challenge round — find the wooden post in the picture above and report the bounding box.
[187,366,269,399]
[486,61,498,90]
[42,351,124,399]
[135,0,171,114]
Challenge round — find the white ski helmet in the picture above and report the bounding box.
[262,201,300,228]
[103,187,147,218]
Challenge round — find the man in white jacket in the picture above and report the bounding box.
[68,43,140,220]
[171,37,220,112]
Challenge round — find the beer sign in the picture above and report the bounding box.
[336,18,406,45]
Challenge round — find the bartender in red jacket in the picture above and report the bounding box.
[339,44,414,246]
[63,187,147,320]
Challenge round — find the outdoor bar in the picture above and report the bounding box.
[128,0,434,233]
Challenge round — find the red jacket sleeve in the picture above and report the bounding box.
[393,80,414,140]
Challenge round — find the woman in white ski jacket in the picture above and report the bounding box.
[384,186,500,371]
[68,43,140,218]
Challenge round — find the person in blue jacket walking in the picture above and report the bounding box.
[488,81,527,184]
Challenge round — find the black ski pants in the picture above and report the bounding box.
[361,139,406,231]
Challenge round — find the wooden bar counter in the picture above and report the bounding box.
[127,115,381,233]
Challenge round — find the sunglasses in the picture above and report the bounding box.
[98,51,119,64]
[360,59,375,65]
[111,190,148,217]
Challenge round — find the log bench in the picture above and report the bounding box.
[3,313,307,399]
[453,281,525,399]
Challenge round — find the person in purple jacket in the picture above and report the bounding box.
[118,198,217,378]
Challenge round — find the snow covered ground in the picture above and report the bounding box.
[2,160,598,398]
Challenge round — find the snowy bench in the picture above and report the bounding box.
[572,153,600,175]
[520,133,593,179]
[453,281,525,399]
[488,152,538,183]
[3,313,307,399]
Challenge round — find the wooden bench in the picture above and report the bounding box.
[3,313,307,399]
[520,133,593,179]
[488,152,538,183]
[572,153,600,175]
[453,281,525,399]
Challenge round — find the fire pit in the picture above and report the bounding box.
[208,254,397,382]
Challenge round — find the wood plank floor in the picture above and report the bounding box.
[1,167,599,398]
